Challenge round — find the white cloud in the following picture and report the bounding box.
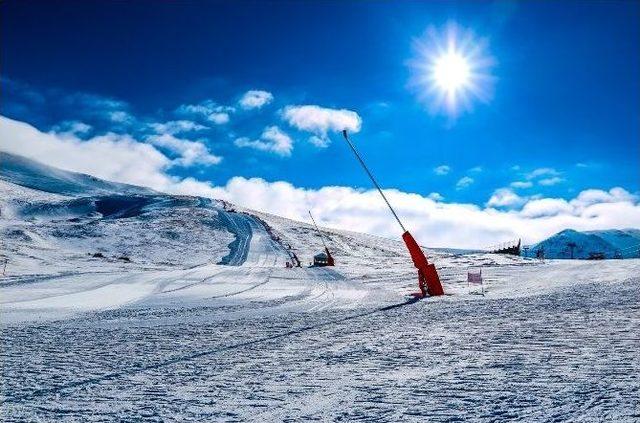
[282,105,361,146]
[239,90,274,110]
[469,166,483,173]
[538,176,564,186]
[2,115,639,250]
[50,121,93,136]
[176,100,234,124]
[209,113,230,125]
[487,188,526,208]
[520,198,573,218]
[428,192,444,201]
[510,181,533,189]
[234,126,293,157]
[526,167,560,180]
[456,176,474,190]
[108,110,134,124]
[146,134,222,166]
[149,120,208,135]
[523,167,566,186]
[308,135,329,148]
[434,165,450,175]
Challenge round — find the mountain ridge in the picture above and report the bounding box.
[527,228,640,259]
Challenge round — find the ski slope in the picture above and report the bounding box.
[1,153,639,421]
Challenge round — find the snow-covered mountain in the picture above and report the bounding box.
[0,151,153,197]
[0,151,525,278]
[589,228,640,256]
[2,152,640,421]
[526,228,640,259]
[0,151,260,270]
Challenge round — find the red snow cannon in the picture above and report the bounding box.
[341,129,444,298]
[402,231,444,297]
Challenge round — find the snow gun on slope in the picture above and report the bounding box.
[341,130,444,298]
[308,210,335,266]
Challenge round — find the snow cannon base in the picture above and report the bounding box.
[402,231,445,297]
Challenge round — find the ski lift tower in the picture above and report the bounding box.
[308,210,335,266]
[341,130,444,297]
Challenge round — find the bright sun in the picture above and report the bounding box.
[433,51,471,93]
[409,22,494,117]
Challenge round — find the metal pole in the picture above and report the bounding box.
[308,211,329,250]
[341,130,407,233]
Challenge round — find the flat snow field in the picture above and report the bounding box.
[2,244,638,421]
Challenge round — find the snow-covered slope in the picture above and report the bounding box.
[0,152,525,280]
[2,153,639,421]
[251,208,531,296]
[528,228,640,259]
[0,152,291,274]
[0,151,153,196]
[587,228,640,257]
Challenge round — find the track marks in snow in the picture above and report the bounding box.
[2,275,639,421]
[216,210,252,266]
[206,269,274,299]
[160,268,230,294]
[1,297,420,406]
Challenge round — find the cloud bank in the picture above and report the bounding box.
[0,115,220,194]
[148,120,208,135]
[209,178,640,249]
[1,115,638,249]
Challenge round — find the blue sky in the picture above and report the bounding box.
[1,1,639,246]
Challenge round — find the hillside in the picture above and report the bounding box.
[1,152,639,421]
[0,151,526,281]
[527,228,640,259]
[0,151,153,197]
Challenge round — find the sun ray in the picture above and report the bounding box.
[408,22,495,118]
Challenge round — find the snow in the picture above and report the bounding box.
[1,153,639,421]
[0,151,153,197]
[527,228,640,259]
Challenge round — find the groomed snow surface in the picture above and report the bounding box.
[1,152,639,421]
